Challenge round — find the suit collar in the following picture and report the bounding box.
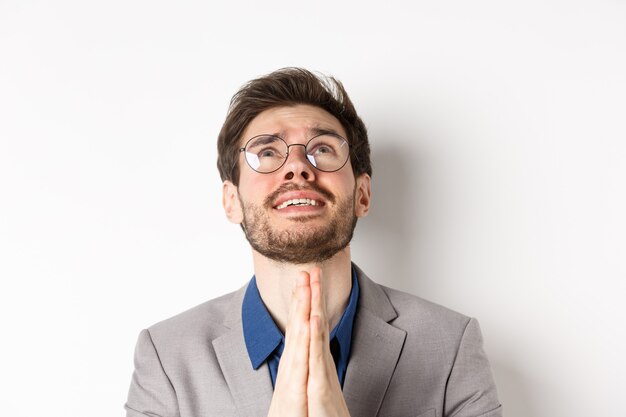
[351,262,398,322]
[222,281,246,329]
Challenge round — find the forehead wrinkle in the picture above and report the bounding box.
[251,125,342,143]
[282,125,343,139]
[240,105,346,144]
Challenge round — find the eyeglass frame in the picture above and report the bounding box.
[237,132,352,175]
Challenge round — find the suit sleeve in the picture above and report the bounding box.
[125,329,181,417]
[444,318,503,417]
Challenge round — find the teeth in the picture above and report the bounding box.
[276,198,318,209]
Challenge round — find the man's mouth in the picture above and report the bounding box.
[275,198,319,210]
[266,183,334,212]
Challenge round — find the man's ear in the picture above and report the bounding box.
[354,173,371,218]
[222,181,243,224]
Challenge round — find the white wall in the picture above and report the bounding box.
[1,1,624,416]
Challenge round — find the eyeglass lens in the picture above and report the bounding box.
[244,135,349,173]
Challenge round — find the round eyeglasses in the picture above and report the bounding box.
[239,133,350,174]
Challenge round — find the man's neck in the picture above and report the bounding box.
[252,247,354,333]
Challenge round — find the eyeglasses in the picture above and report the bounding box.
[239,133,350,174]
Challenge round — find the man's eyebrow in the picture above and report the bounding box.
[308,127,342,136]
[249,135,278,145]
[245,127,343,141]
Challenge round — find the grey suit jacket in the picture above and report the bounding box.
[125,265,502,417]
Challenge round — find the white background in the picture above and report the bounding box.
[1,1,625,416]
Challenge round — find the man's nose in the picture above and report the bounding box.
[282,144,316,181]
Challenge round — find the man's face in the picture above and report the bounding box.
[222,104,371,264]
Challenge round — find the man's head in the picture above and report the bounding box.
[219,69,372,264]
[217,68,372,186]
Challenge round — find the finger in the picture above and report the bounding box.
[285,271,311,348]
[309,270,331,373]
[308,314,324,395]
[309,268,328,343]
[308,314,324,367]
[308,314,339,398]
[287,271,310,320]
[309,269,337,384]
[280,272,311,381]
[309,267,324,320]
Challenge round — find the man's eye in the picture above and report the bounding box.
[312,145,334,155]
[259,148,279,158]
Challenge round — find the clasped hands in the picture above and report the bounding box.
[267,268,351,417]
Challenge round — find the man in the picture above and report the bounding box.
[125,68,503,417]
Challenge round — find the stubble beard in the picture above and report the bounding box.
[239,186,358,265]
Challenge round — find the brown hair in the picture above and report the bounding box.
[217,67,371,185]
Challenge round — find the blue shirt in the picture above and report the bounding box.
[242,268,360,388]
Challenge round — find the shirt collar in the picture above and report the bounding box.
[241,277,283,370]
[329,268,359,370]
[241,267,360,370]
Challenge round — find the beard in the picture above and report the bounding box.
[239,183,358,264]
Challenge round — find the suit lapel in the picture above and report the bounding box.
[212,285,273,417]
[343,267,407,417]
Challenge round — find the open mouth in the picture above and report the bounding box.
[275,198,319,210]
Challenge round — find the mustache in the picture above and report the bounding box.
[264,183,336,208]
